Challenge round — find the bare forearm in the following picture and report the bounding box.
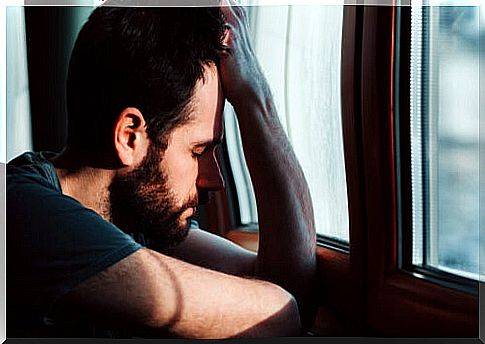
[232,86,317,330]
[219,2,317,329]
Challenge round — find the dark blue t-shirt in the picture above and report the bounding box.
[7,152,143,337]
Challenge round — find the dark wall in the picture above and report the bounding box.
[24,7,89,153]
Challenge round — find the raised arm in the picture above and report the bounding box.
[59,247,300,338]
[164,2,317,330]
[218,2,317,330]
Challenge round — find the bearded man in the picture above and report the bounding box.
[7,1,317,338]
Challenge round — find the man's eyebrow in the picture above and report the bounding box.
[191,136,223,147]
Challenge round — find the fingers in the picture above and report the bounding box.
[219,0,251,58]
[220,0,237,24]
[221,26,233,51]
[220,0,248,24]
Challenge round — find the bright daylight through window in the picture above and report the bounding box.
[224,4,349,243]
[410,2,482,281]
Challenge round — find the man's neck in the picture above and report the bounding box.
[51,150,115,221]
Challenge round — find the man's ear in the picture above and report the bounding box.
[113,107,148,167]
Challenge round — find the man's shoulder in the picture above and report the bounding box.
[6,151,90,228]
[8,150,56,168]
[7,151,61,193]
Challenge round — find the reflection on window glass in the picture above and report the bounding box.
[410,4,481,280]
[225,5,349,243]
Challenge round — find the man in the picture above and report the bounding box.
[7,1,317,338]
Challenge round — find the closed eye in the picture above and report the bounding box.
[191,138,222,158]
[192,146,208,157]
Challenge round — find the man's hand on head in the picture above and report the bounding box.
[219,0,269,108]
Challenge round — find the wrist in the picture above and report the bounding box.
[229,79,273,114]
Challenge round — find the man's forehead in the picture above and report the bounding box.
[185,111,224,145]
[184,64,225,144]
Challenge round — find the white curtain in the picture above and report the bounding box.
[225,5,349,241]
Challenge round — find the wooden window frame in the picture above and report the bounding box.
[360,5,478,337]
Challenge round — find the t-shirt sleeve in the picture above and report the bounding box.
[7,174,143,313]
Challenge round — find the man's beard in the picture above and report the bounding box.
[108,143,197,252]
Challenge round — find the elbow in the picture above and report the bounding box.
[266,286,302,337]
[283,294,302,336]
[232,284,301,338]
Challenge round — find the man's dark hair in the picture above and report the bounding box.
[66,6,226,156]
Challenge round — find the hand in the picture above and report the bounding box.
[219,0,268,108]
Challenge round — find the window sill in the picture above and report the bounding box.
[225,229,364,335]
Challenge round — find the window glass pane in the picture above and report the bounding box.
[225,5,349,242]
[410,3,481,280]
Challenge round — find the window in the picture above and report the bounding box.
[225,4,480,336]
[5,6,32,162]
[6,6,94,160]
[408,3,482,285]
[1,4,6,164]
[352,4,479,337]
[224,4,350,244]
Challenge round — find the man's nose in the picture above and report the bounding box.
[196,150,225,191]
